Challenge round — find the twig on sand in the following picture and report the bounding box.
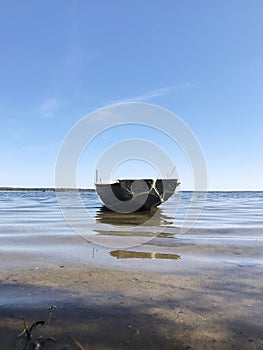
[72,336,87,350]
[18,306,56,349]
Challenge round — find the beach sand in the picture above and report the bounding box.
[1,256,263,350]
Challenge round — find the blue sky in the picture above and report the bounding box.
[0,0,263,190]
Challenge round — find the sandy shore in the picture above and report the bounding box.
[1,258,263,350]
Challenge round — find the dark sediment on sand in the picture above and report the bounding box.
[1,262,263,350]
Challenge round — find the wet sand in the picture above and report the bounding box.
[1,252,263,350]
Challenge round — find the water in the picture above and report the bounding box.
[0,190,263,270]
[1,190,263,231]
[1,190,263,349]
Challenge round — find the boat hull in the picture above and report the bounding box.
[95,179,179,212]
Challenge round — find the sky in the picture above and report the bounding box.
[0,0,263,190]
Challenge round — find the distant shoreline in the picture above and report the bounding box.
[0,187,261,192]
[0,187,95,192]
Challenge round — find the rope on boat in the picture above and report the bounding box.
[151,179,164,202]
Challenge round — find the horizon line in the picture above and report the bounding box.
[0,186,262,192]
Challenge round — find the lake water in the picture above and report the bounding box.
[0,190,263,270]
[1,190,263,350]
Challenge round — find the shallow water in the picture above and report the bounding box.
[0,190,263,270]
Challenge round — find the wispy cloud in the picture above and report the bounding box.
[114,83,195,104]
[39,97,58,119]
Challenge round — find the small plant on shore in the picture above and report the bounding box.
[18,306,56,350]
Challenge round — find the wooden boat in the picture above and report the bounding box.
[95,178,180,212]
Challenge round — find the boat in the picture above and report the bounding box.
[95,178,180,212]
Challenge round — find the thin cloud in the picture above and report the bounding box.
[115,83,195,103]
[39,97,58,119]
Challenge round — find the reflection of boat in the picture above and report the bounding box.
[95,178,180,212]
[110,250,181,260]
[96,206,172,226]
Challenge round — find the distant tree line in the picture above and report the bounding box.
[0,187,95,192]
